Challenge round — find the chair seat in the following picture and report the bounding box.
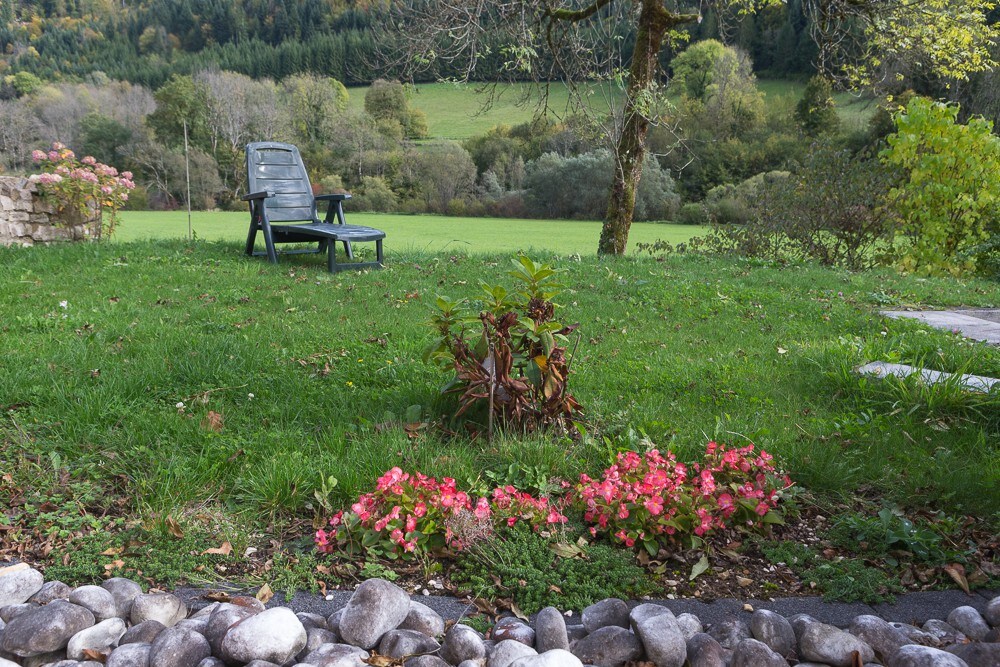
[276,223,386,242]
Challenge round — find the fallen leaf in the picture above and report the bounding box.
[256,583,274,605]
[550,542,585,559]
[100,547,123,556]
[164,516,184,539]
[82,648,108,663]
[777,347,788,355]
[103,559,125,572]
[510,601,529,622]
[689,555,710,582]
[943,563,970,595]
[203,592,234,603]
[201,541,233,556]
[202,410,224,432]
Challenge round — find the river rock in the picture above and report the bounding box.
[850,614,909,663]
[750,609,796,659]
[67,618,127,661]
[338,579,410,650]
[534,607,568,652]
[0,600,96,657]
[377,629,440,659]
[493,617,534,646]
[946,607,990,642]
[440,624,486,664]
[27,581,72,605]
[685,633,728,667]
[488,639,537,667]
[890,622,938,647]
[106,642,151,667]
[129,595,185,628]
[300,643,369,667]
[922,620,967,644]
[888,645,971,667]
[175,617,208,634]
[120,620,166,646]
[406,657,450,667]
[787,614,819,642]
[509,649,583,667]
[298,628,338,660]
[571,626,643,667]
[198,658,225,667]
[629,604,685,667]
[707,618,750,650]
[205,604,259,656]
[582,599,630,633]
[69,586,118,623]
[220,607,306,665]
[101,579,144,620]
[730,638,787,667]
[0,566,44,608]
[984,596,1000,627]
[676,613,703,640]
[799,622,875,667]
[397,602,444,639]
[149,626,211,667]
[296,613,328,631]
[945,642,1000,667]
[0,605,35,623]
[20,648,66,667]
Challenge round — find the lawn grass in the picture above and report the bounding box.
[346,80,876,140]
[2,240,997,590]
[113,210,704,255]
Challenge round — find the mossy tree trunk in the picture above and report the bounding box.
[598,2,696,255]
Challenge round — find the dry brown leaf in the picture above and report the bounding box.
[201,541,233,556]
[100,547,122,556]
[164,516,184,539]
[256,583,274,605]
[510,601,528,622]
[202,410,224,432]
[943,563,970,595]
[203,592,234,603]
[363,652,403,667]
[82,648,108,663]
[103,559,125,572]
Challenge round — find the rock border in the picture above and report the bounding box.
[2,565,998,667]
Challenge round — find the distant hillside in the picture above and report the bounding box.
[1,0,818,89]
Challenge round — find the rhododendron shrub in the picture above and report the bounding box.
[577,442,792,555]
[30,142,135,241]
[315,467,567,560]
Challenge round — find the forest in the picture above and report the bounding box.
[1,1,998,272]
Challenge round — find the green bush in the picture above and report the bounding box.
[453,523,654,614]
[676,202,709,226]
[796,76,840,137]
[882,97,1000,276]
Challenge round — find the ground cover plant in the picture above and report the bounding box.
[0,238,998,607]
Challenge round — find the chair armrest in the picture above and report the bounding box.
[315,193,352,202]
[242,190,274,201]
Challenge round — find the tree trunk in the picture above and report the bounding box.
[599,1,688,255]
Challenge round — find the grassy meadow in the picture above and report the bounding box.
[113,210,704,255]
[346,80,877,140]
[2,238,998,584]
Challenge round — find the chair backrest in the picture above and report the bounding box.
[245,142,317,223]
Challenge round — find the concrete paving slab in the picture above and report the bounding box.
[857,361,1000,392]
[883,309,1000,344]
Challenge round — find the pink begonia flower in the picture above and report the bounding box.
[546,508,566,524]
[405,515,417,532]
[474,497,491,520]
[755,502,770,516]
[643,496,663,516]
[413,502,427,517]
[617,505,629,520]
[390,528,404,542]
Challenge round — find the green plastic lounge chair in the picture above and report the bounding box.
[243,141,385,272]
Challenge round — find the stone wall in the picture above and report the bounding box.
[0,176,96,246]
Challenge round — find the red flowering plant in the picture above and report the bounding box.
[315,467,568,560]
[577,442,792,555]
[30,142,136,241]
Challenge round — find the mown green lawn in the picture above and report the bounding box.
[346,80,876,140]
[2,237,996,593]
[114,210,703,256]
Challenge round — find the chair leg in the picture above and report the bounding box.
[376,239,384,267]
[343,240,354,259]
[327,243,338,272]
